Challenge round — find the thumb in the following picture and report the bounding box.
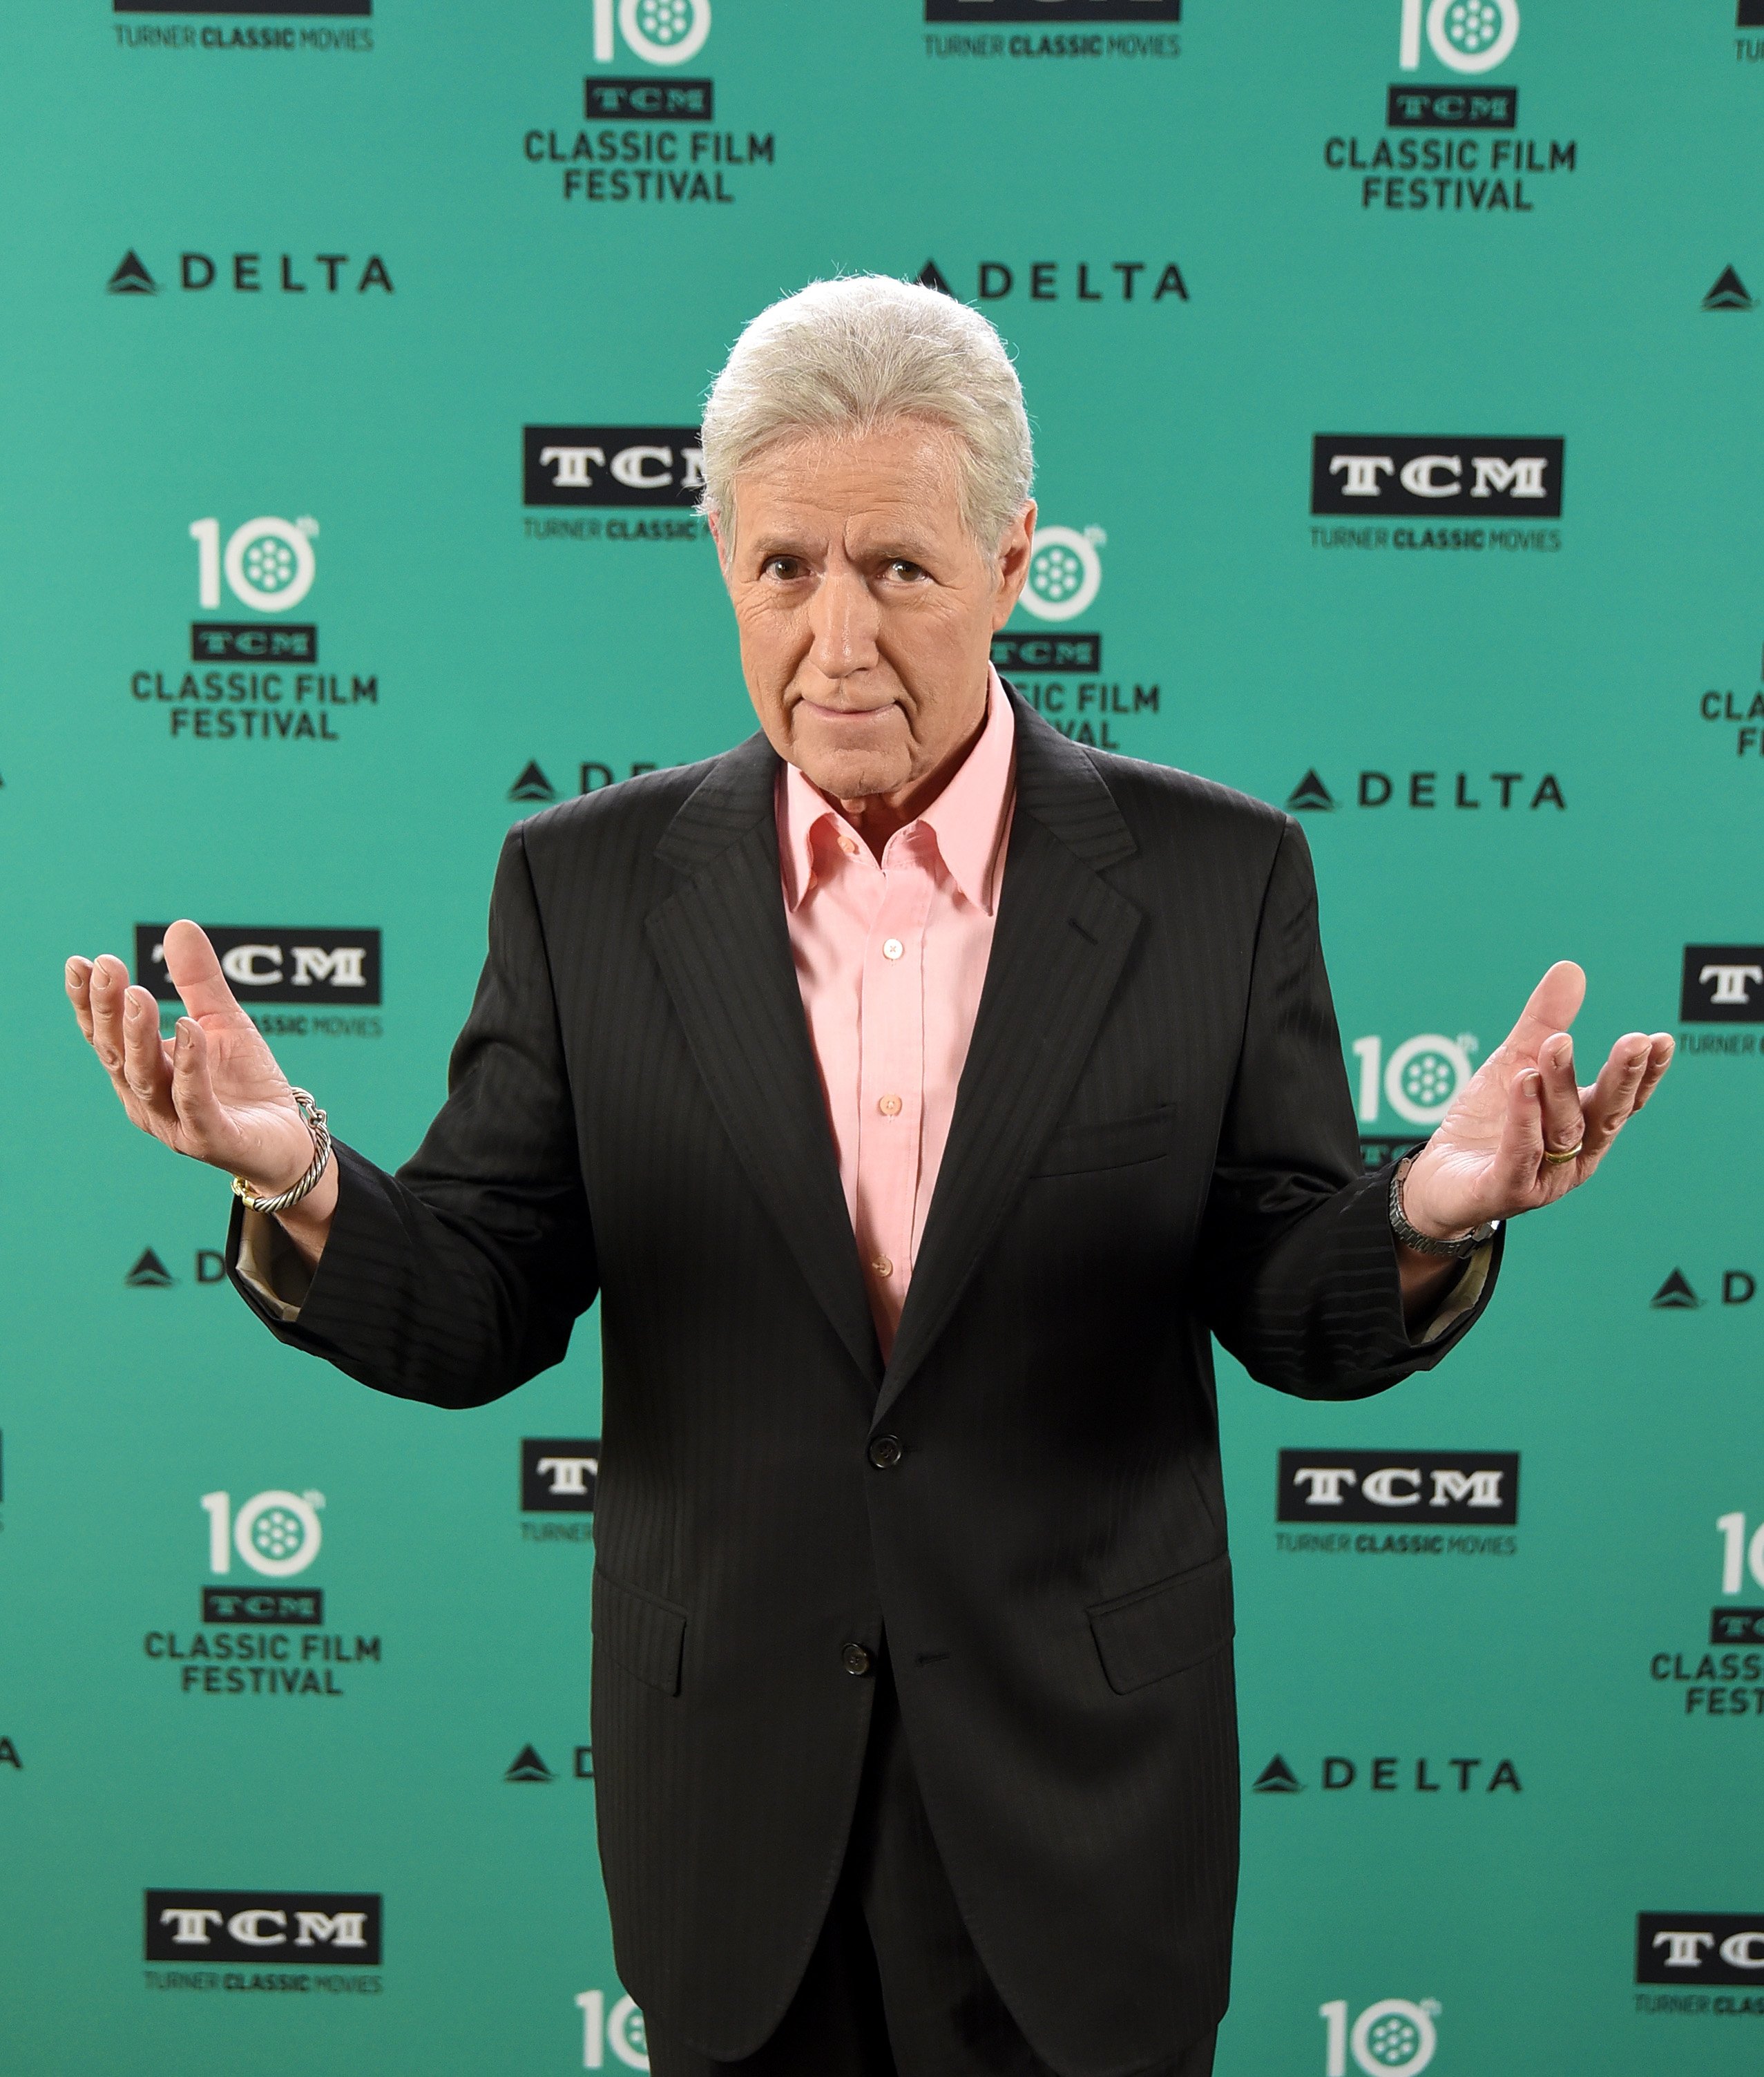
[1499,959,1586,1062]
[162,920,248,1024]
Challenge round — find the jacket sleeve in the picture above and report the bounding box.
[224,823,598,1408]
[1194,816,1500,1400]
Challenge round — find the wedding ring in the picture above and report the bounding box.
[1542,1140,1583,1165]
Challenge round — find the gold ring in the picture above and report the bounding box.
[1542,1140,1583,1165]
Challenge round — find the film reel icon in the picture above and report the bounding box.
[1427,0,1518,74]
[1019,526,1104,623]
[620,0,711,65]
[1350,2000,1438,2076]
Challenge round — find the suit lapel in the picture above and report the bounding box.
[876,694,1142,1421]
[646,733,883,1391]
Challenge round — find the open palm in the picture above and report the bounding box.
[66,921,314,1192]
[1401,961,1673,1239]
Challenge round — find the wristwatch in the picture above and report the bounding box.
[1388,1154,1497,1262]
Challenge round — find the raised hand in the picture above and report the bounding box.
[1400,960,1674,1241]
[66,921,325,1207]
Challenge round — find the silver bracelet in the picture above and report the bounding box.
[1387,1154,1495,1262]
[232,1089,332,1216]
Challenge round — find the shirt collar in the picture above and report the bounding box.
[778,666,1017,915]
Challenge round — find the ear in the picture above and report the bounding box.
[990,501,1036,631]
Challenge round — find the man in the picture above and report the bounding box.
[66,277,1672,2077]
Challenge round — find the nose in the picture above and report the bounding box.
[807,559,880,684]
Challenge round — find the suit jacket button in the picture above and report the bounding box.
[867,1435,903,1468]
[841,1643,873,1677]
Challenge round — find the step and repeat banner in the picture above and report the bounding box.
[1,1,1760,2071]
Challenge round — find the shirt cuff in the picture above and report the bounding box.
[233,1207,316,1323]
[1410,1232,1496,1347]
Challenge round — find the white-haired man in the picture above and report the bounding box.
[68,277,1671,2076]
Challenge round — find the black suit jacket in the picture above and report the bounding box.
[229,690,1497,2075]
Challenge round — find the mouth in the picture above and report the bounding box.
[797,698,896,725]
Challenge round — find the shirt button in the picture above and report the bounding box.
[871,1256,893,1279]
[842,1643,873,1677]
[837,835,859,856]
[882,937,904,961]
[868,1435,903,1469]
[877,1094,902,1117]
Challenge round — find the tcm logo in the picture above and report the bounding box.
[1682,945,1764,1022]
[1321,1996,1439,2076]
[524,427,704,508]
[524,1438,601,1513]
[136,926,381,1006]
[591,0,710,68]
[1019,526,1104,623]
[924,1,1181,17]
[202,1489,325,1578]
[1312,437,1564,517]
[1277,1451,1520,1525]
[1636,1913,1764,1986]
[576,1986,649,2067]
[144,1891,381,1965]
[188,513,318,663]
[1398,0,1517,74]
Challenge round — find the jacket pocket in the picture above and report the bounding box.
[1087,1553,1234,1695]
[593,1564,687,1697]
[1032,1104,1176,1177]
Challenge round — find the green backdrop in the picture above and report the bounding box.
[2,2,1761,2071]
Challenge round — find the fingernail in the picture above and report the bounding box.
[176,1017,195,1042]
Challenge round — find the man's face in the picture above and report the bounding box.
[713,421,1033,807]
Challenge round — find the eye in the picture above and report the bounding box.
[760,555,807,581]
[883,559,927,582]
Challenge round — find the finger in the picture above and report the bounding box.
[1499,960,1586,1064]
[1631,1033,1675,1113]
[1486,1065,1546,1203]
[65,956,96,1043]
[120,985,176,1118]
[1535,1032,1585,1156]
[87,954,133,1073]
[162,919,246,1024]
[1580,1034,1651,1158]
[169,1016,229,1154]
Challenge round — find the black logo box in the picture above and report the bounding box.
[144,1891,381,1964]
[992,632,1101,673]
[925,0,1178,17]
[191,622,317,664]
[117,1,368,11]
[1712,1607,1764,1645]
[523,426,704,509]
[1636,1913,1764,1985]
[1386,86,1516,129]
[1680,945,1764,1024]
[523,1437,601,1513]
[586,77,713,119]
[1276,1449,1519,1525]
[135,926,381,1006]
[1310,437,1564,517]
[202,1588,323,1626]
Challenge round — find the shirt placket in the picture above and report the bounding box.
[854,825,937,1334]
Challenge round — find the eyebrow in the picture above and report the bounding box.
[747,530,941,565]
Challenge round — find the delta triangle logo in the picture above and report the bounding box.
[107,250,157,296]
[1649,1269,1702,1310]
[1703,265,1755,312]
[508,761,557,804]
[125,1247,176,1289]
[505,1744,555,1782]
[1252,1754,1303,1793]
[915,258,954,297]
[1285,769,1336,813]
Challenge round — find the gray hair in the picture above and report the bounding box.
[698,275,1034,563]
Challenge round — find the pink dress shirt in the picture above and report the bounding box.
[777,671,1017,1357]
